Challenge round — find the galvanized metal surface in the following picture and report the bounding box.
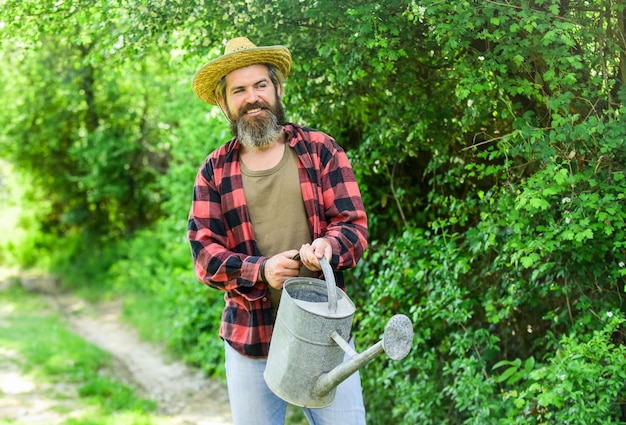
[264,277,355,407]
[264,258,415,408]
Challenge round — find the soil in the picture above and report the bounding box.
[0,271,233,425]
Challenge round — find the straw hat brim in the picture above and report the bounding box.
[192,45,292,105]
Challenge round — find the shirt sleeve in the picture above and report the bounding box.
[187,156,266,300]
[319,143,369,271]
[293,125,368,271]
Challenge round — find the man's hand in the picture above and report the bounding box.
[299,238,332,272]
[263,250,301,290]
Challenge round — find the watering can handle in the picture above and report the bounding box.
[319,257,338,314]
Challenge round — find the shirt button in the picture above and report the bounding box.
[262,297,268,302]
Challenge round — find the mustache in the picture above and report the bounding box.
[240,101,270,115]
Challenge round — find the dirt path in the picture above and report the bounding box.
[0,273,233,425]
[51,293,233,425]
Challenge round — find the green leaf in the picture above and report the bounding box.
[521,253,540,268]
[575,228,594,242]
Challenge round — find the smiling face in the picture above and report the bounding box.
[219,64,286,148]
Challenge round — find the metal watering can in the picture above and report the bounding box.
[264,257,414,408]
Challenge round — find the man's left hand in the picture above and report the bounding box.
[299,238,332,271]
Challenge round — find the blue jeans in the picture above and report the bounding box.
[224,340,366,425]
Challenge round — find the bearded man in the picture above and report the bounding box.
[188,37,368,425]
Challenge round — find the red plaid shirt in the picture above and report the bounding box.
[188,123,368,358]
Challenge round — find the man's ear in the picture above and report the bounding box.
[218,96,227,111]
[276,82,283,98]
[216,96,232,122]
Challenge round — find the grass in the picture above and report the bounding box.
[0,284,160,425]
[118,291,173,346]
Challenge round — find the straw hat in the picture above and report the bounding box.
[192,37,292,105]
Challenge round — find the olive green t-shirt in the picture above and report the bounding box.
[240,144,315,319]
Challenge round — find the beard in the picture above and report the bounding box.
[229,99,286,148]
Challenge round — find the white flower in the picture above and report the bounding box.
[562,197,571,204]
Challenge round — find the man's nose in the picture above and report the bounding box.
[243,88,259,104]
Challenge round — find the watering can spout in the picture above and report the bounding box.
[313,314,414,398]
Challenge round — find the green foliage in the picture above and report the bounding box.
[0,1,173,261]
[347,4,626,420]
[0,163,48,267]
[494,315,626,424]
[354,223,625,424]
[353,229,482,424]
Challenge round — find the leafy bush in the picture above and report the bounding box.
[354,225,625,424]
[495,315,626,424]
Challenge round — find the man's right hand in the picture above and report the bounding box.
[263,250,301,290]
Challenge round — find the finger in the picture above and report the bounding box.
[311,239,331,260]
[322,244,332,261]
[298,243,311,261]
[280,249,300,259]
[314,245,326,259]
[300,247,321,271]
